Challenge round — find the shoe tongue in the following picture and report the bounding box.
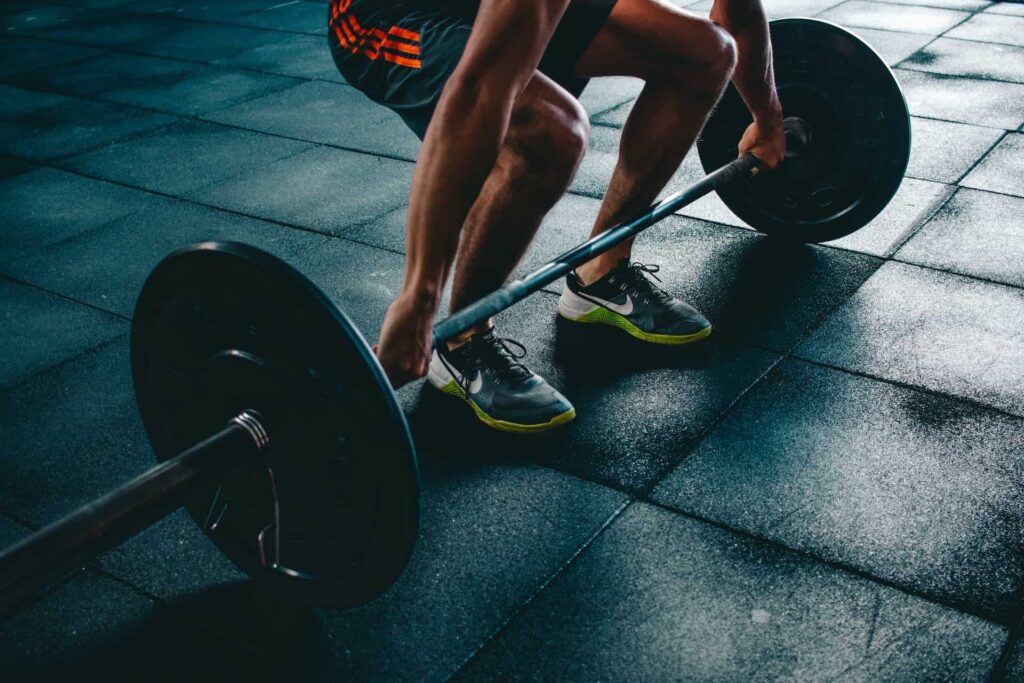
[473,332,531,384]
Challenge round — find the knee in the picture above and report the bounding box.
[508,97,589,199]
[675,21,737,94]
[708,24,738,78]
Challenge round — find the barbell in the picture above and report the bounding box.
[0,18,910,613]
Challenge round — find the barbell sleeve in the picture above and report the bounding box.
[432,151,761,346]
[0,411,268,616]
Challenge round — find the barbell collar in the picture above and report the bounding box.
[0,411,267,616]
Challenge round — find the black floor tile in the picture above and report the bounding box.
[340,204,407,253]
[96,509,247,604]
[796,262,1024,417]
[577,76,643,120]
[44,14,184,48]
[629,216,884,353]
[896,70,1024,130]
[62,119,312,195]
[0,513,31,546]
[946,13,1024,47]
[456,503,1005,682]
[819,0,970,34]
[653,359,1024,620]
[901,38,1024,84]
[189,146,414,235]
[0,5,102,35]
[204,80,421,160]
[0,97,175,161]
[905,116,1004,183]
[97,463,626,682]
[848,27,934,65]
[0,167,157,262]
[0,36,102,80]
[13,51,301,118]
[0,571,273,683]
[875,0,989,10]
[10,50,199,99]
[2,197,330,316]
[827,178,954,257]
[305,465,625,681]
[215,33,343,81]
[174,0,295,24]
[0,279,126,389]
[287,236,406,336]
[984,1,1024,16]
[0,156,35,180]
[962,132,1024,198]
[896,188,1024,288]
[0,338,147,524]
[232,0,329,34]
[1000,639,1024,682]
[121,21,294,63]
[0,84,70,117]
[401,291,781,493]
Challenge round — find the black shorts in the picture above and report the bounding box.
[326,0,617,139]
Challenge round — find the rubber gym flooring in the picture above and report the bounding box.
[1,0,1023,680]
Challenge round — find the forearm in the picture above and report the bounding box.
[713,2,781,122]
[401,81,513,309]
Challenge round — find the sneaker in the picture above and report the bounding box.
[426,330,576,432]
[558,260,712,344]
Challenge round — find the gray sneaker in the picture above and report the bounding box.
[426,331,576,432]
[558,260,712,344]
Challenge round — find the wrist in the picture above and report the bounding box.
[398,282,441,317]
[753,98,783,125]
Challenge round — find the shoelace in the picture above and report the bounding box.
[471,334,532,386]
[620,262,672,304]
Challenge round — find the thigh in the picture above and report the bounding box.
[574,0,724,79]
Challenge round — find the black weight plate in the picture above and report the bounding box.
[697,18,911,243]
[131,242,419,608]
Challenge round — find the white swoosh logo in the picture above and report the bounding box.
[467,372,483,394]
[593,293,633,315]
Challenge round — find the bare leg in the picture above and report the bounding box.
[446,74,589,346]
[572,0,737,283]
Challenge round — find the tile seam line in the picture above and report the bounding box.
[948,129,1011,185]
[986,622,1024,682]
[843,0,989,11]
[0,317,1015,638]
[879,177,959,258]
[0,78,421,166]
[0,271,132,321]
[75,564,282,667]
[13,153,1024,335]
[787,353,1024,421]
[4,8,328,41]
[635,352,789,500]
[11,154,411,257]
[5,29,331,82]
[446,497,635,681]
[634,495,1012,627]
[896,63,1024,87]
[594,112,1017,133]
[0,328,128,400]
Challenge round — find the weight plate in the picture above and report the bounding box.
[131,242,419,608]
[697,18,911,243]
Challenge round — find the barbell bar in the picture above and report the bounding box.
[0,18,910,614]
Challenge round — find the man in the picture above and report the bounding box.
[328,0,785,432]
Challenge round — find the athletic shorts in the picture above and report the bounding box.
[326,0,618,139]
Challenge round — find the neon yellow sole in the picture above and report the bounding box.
[560,306,712,345]
[435,380,576,433]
